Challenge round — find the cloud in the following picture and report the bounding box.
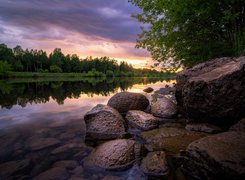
[0,0,151,67]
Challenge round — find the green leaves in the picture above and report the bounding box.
[129,0,245,69]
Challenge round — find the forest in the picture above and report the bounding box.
[0,43,173,77]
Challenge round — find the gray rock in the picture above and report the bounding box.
[185,123,223,134]
[107,92,149,114]
[140,151,168,176]
[84,139,142,170]
[143,87,154,93]
[0,159,31,179]
[33,167,69,180]
[151,97,177,118]
[182,131,245,179]
[51,143,84,159]
[126,110,159,130]
[84,104,126,140]
[53,160,78,169]
[29,137,60,151]
[176,56,245,124]
[230,118,245,132]
[154,87,175,95]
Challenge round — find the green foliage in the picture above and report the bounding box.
[50,65,63,73]
[0,61,12,77]
[129,0,245,68]
[106,70,114,77]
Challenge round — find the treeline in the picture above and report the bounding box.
[0,43,174,77]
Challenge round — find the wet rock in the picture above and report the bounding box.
[185,123,223,134]
[72,166,84,175]
[230,118,245,132]
[84,104,126,140]
[125,110,159,130]
[126,165,147,180]
[69,176,86,180]
[182,131,245,179]
[176,56,245,124]
[143,87,154,93]
[107,92,149,114]
[84,139,142,170]
[33,167,69,180]
[0,159,31,179]
[53,160,78,169]
[151,97,177,118]
[140,127,206,155]
[154,87,175,95]
[140,151,168,177]
[29,137,60,151]
[101,175,125,180]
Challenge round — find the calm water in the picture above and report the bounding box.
[0,77,175,179]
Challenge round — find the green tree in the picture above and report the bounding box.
[129,0,245,68]
[50,65,62,73]
[0,61,12,77]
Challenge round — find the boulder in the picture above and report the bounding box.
[33,167,69,180]
[84,104,126,140]
[140,127,206,155]
[230,118,245,132]
[140,151,168,177]
[107,92,149,114]
[151,97,177,118]
[182,131,245,179]
[185,123,223,134]
[125,110,159,130]
[176,56,245,124]
[143,87,154,93]
[84,139,142,170]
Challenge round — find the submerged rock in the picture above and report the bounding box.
[176,56,245,124]
[151,97,177,118]
[182,131,245,179]
[84,139,142,170]
[33,167,69,180]
[107,92,149,114]
[52,160,78,170]
[84,104,126,140]
[185,123,223,134]
[0,159,31,179]
[140,127,206,155]
[229,118,245,132]
[143,87,154,93]
[126,110,159,130]
[29,137,60,151]
[140,151,168,177]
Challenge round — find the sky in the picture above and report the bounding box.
[0,0,151,68]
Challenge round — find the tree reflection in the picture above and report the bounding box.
[0,77,173,108]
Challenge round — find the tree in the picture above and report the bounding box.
[50,65,62,73]
[129,0,245,68]
[0,61,12,77]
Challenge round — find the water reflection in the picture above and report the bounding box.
[0,77,173,108]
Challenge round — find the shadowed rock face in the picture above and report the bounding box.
[176,56,245,124]
[107,92,149,114]
[182,131,245,179]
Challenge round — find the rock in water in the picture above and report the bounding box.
[185,123,222,134]
[107,92,149,114]
[151,97,177,118]
[126,110,159,130]
[140,151,168,177]
[84,139,142,170]
[176,56,245,124]
[143,87,154,93]
[84,104,126,140]
[229,118,245,132]
[182,131,245,179]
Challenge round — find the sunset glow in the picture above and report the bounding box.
[0,0,151,68]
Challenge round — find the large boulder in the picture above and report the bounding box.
[84,104,126,140]
[126,110,159,130]
[151,97,177,118]
[182,131,245,179]
[176,56,245,124]
[107,92,149,114]
[84,139,142,170]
